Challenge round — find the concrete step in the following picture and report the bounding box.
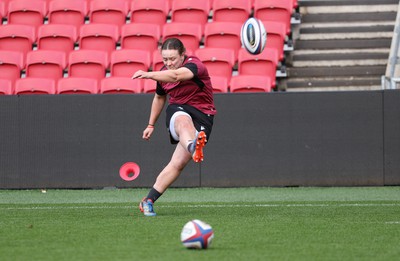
[286,76,382,90]
[288,65,385,78]
[294,38,392,50]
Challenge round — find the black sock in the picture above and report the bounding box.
[146,187,162,203]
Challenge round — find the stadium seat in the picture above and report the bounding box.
[262,21,287,61]
[195,47,235,82]
[37,24,78,55]
[79,23,119,58]
[0,79,13,95]
[57,77,98,94]
[120,23,161,58]
[230,75,272,93]
[0,24,36,59]
[14,78,56,95]
[7,0,47,33]
[0,50,24,86]
[143,79,157,93]
[204,22,243,60]
[26,50,67,82]
[254,0,294,35]
[212,0,251,23]
[130,0,169,30]
[162,22,202,54]
[100,77,143,94]
[68,50,109,81]
[48,0,88,29]
[170,0,210,34]
[110,49,151,77]
[89,0,129,28]
[0,2,5,20]
[7,0,47,28]
[210,75,229,93]
[237,47,279,87]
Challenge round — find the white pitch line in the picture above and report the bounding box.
[2,203,400,211]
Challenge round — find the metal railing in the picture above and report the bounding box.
[382,1,400,89]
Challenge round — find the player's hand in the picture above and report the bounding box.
[132,70,148,79]
[142,126,154,141]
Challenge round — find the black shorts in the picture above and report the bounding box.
[166,104,214,144]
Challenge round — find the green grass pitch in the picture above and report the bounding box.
[1,187,400,261]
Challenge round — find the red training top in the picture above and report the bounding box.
[156,55,217,115]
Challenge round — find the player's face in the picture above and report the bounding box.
[161,49,185,70]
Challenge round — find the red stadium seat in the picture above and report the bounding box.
[37,24,78,55]
[162,22,202,54]
[121,23,161,58]
[15,78,56,95]
[262,21,287,61]
[210,75,229,93]
[26,50,67,82]
[89,0,129,28]
[230,75,272,93]
[130,0,169,30]
[212,0,251,23]
[68,50,109,81]
[57,77,98,94]
[170,0,210,34]
[100,77,143,94]
[254,0,294,35]
[0,2,5,19]
[0,24,36,59]
[204,22,243,61]
[195,47,235,82]
[143,79,157,93]
[79,23,119,57]
[237,47,279,87]
[0,50,24,86]
[48,0,88,29]
[110,49,151,77]
[7,0,47,33]
[0,79,13,95]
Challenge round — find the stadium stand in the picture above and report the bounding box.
[143,79,157,93]
[262,21,287,62]
[253,0,294,35]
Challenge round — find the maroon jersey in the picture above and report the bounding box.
[156,55,217,115]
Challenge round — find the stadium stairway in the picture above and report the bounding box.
[283,0,398,91]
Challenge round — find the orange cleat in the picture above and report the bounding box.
[192,131,207,163]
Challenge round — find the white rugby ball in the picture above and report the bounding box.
[240,17,267,55]
[180,219,214,249]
